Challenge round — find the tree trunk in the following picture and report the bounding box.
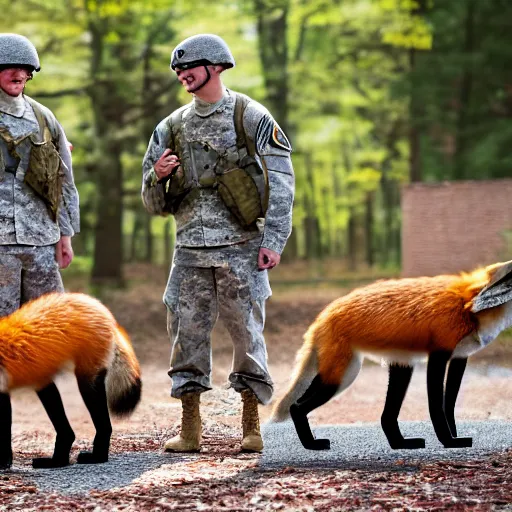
[454,0,475,180]
[365,191,374,267]
[408,0,428,183]
[347,208,357,272]
[143,214,153,263]
[91,139,124,286]
[409,48,422,183]
[303,153,320,259]
[164,218,173,273]
[129,210,143,262]
[321,188,330,257]
[87,20,125,287]
[380,174,393,265]
[253,0,290,135]
[281,228,298,262]
[332,161,344,258]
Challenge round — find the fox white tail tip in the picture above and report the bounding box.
[270,347,318,423]
[105,330,142,417]
[270,409,291,423]
[108,376,142,417]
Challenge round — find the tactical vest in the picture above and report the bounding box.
[0,97,64,221]
[25,98,65,221]
[163,93,269,228]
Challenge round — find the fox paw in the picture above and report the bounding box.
[0,459,12,471]
[303,438,331,450]
[77,451,108,464]
[389,437,426,450]
[0,451,12,471]
[32,457,70,469]
[443,437,472,449]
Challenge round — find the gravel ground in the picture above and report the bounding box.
[262,420,512,469]
[1,422,511,512]
[5,420,510,497]
[9,452,177,494]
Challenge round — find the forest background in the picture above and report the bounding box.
[1,0,511,286]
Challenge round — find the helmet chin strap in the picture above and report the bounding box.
[189,65,211,94]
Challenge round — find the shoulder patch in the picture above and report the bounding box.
[255,115,291,153]
[270,123,291,151]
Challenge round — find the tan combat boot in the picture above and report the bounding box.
[241,389,263,452]
[164,392,202,452]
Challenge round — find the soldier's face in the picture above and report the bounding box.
[175,65,223,94]
[175,65,210,93]
[0,67,32,97]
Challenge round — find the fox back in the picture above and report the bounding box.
[0,293,126,391]
[313,274,478,356]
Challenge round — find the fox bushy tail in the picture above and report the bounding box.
[271,335,318,422]
[105,326,142,417]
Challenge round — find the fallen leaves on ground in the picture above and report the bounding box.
[1,429,511,511]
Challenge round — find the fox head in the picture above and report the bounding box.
[471,260,512,313]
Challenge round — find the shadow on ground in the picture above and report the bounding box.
[8,451,189,494]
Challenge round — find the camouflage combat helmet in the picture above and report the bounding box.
[0,34,40,72]
[170,34,235,71]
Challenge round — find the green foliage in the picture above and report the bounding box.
[1,0,509,275]
[380,0,433,50]
[401,0,512,181]
[60,255,93,276]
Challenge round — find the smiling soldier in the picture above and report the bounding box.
[0,33,80,317]
[141,34,295,453]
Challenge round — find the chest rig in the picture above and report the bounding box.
[163,93,269,228]
[0,97,64,221]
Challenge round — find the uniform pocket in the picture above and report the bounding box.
[217,167,264,228]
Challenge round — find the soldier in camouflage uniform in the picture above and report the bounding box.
[0,34,80,317]
[142,34,294,453]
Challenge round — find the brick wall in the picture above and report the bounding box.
[401,179,512,277]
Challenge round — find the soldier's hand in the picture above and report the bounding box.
[155,149,181,180]
[56,236,74,269]
[258,247,281,271]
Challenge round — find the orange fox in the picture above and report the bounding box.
[271,260,512,451]
[0,292,142,469]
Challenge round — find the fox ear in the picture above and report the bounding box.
[471,260,512,313]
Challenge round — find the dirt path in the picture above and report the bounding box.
[2,277,512,510]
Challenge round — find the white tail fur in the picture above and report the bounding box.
[105,328,142,417]
[271,342,318,422]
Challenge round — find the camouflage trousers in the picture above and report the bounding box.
[164,237,274,404]
[0,245,63,317]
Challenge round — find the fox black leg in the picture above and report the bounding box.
[33,382,76,468]
[427,352,472,448]
[381,364,425,449]
[0,393,13,469]
[444,357,467,437]
[76,370,112,464]
[289,374,338,450]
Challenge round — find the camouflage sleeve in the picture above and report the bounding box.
[141,118,173,215]
[55,122,80,236]
[243,102,295,255]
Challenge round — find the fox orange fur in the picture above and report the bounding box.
[272,260,512,451]
[0,292,142,469]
